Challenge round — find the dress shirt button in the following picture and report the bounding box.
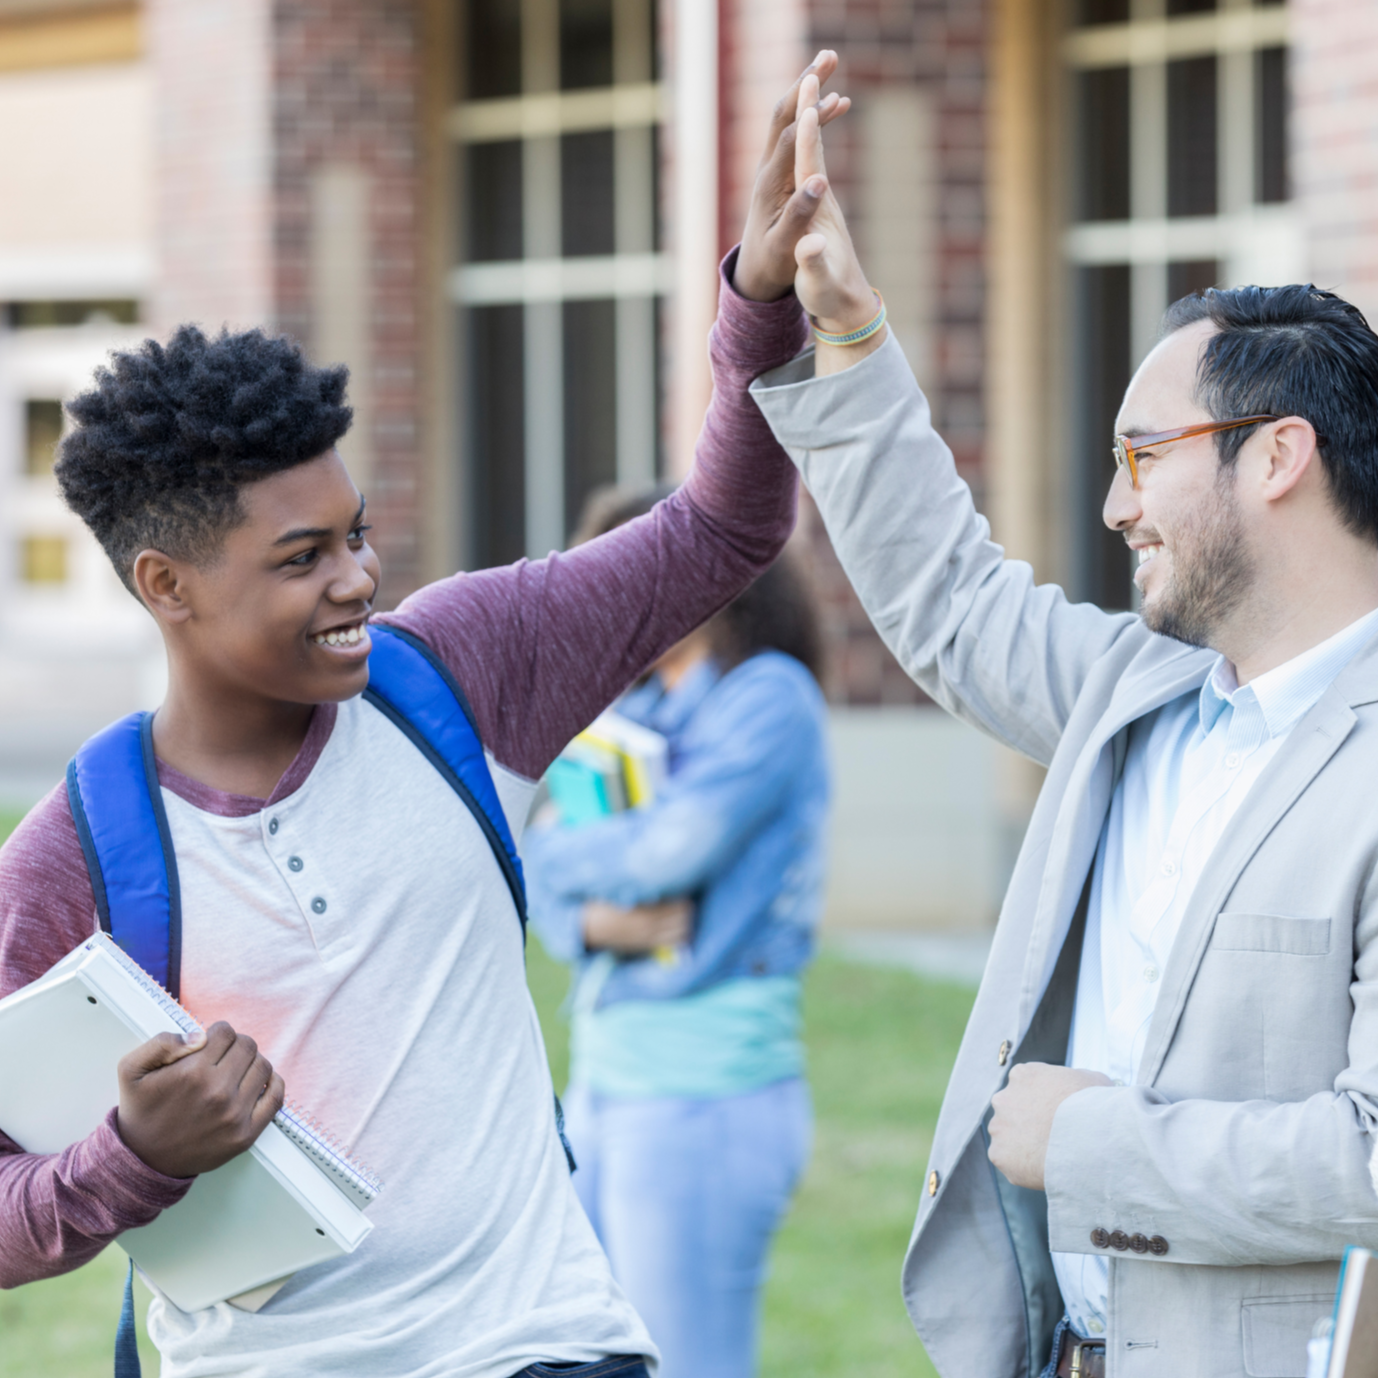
[998,1040,1011,1066]
[1129,1233,1149,1253]
[1109,1230,1129,1251]
[311,897,327,915]
[1142,964,1159,983]
[1159,859,1176,877]
[1148,1235,1169,1256]
[1225,752,1240,769]
[268,817,279,835]
[1087,1318,1105,1334]
[927,1170,940,1197]
[289,856,304,872]
[1090,1228,1110,1249]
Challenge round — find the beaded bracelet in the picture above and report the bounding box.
[811,291,886,347]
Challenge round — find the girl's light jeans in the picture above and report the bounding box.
[561,1077,812,1379]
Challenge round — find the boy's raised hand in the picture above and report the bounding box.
[116,1021,285,1179]
[733,51,852,303]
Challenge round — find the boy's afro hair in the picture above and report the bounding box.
[56,324,352,594]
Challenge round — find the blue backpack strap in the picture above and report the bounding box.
[363,624,527,933]
[67,712,182,997]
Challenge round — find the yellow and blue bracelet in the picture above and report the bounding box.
[811,291,886,347]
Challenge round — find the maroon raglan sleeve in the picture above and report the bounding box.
[0,786,192,1287]
[381,249,810,781]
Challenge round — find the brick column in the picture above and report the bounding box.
[147,0,274,334]
[273,0,426,599]
[148,0,426,601]
[1290,0,1378,324]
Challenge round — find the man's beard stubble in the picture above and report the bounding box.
[1139,466,1255,650]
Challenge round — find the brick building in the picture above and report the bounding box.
[0,0,1374,924]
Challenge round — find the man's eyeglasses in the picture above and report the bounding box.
[1112,415,1278,489]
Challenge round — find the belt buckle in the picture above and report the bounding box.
[1069,1340,1102,1378]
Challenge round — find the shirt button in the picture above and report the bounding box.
[268,818,279,835]
[289,856,304,872]
[1159,859,1176,877]
[997,1040,1011,1066]
[1087,1317,1105,1334]
[311,897,327,915]
[1225,752,1240,769]
[1143,964,1159,983]
[927,1170,940,1197]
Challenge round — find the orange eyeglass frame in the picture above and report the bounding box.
[1112,415,1278,488]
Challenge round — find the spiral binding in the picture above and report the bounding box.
[86,934,383,1204]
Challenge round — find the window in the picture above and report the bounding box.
[7,300,139,329]
[25,399,63,476]
[452,0,664,567]
[1063,0,1297,609]
[20,534,68,585]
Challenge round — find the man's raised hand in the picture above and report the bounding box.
[116,1020,285,1179]
[790,73,880,347]
[733,51,851,303]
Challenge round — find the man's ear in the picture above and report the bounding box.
[1257,416,1323,505]
[132,549,194,624]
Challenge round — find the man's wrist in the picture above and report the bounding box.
[814,324,888,376]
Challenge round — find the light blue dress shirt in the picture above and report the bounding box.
[1054,610,1378,1337]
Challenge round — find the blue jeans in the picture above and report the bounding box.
[562,1077,812,1379]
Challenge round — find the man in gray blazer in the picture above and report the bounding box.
[730,65,1377,1377]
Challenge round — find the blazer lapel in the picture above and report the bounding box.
[1137,678,1364,1086]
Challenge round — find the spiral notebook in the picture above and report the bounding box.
[0,933,381,1313]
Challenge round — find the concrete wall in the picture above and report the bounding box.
[823,706,1026,933]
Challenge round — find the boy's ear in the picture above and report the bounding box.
[132,549,193,624]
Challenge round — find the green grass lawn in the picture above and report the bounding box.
[0,805,974,1376]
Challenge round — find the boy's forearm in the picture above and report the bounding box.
[385,248,808,783]
[0,1110,191,1287]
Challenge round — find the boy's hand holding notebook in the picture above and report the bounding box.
[117,1019,284,1179]
[0,934,380,1314]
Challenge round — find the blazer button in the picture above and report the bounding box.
[997,1040,1011,1066]
[1149,1235,1169,1256]
[1090,1228,1110,1249]
[927,1170,940,1197]
[1129,1233,1149,1253]
[1109,1230,1129,1251]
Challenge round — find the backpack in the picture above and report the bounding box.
[65,624,571,1377]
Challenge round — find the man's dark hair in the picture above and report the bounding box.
[56,324,352,593]
[573,483,826,683]
[1160,284,1377,540]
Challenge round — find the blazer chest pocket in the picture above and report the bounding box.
[1211,913,1331,955]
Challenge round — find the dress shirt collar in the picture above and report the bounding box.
[1198,609,1379,740]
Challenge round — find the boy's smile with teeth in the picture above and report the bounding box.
[311,620,369,648]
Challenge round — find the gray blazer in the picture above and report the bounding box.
[751,336,1377,1379]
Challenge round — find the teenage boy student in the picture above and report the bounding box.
[0,57,850,1378]
[730,73,1376,1379]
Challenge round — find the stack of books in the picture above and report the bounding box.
[546,710,668,827]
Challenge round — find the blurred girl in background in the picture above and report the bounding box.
[524,485,831,1379]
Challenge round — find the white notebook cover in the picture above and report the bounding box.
[0,934,378,1313]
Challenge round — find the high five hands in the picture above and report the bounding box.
[733,51,886,372]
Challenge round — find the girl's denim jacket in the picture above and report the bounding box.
[523,649,831,1009]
